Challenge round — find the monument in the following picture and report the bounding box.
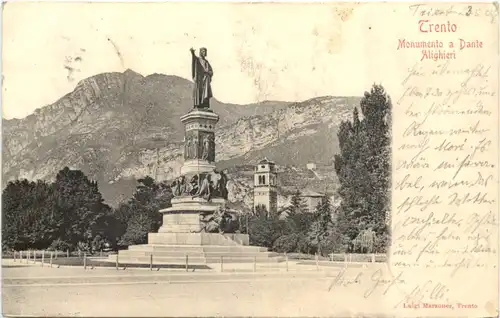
[108,48,281,265]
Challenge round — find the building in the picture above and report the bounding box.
[253,158,278,215]
[300,189,325,212]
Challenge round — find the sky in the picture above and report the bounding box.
[2,2,399,119]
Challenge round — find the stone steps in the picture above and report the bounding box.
[205,257,284,264]
[128,245,269,253]
[108,254,283,265]
[108,255,206,264]
[118,251,205,257]
[118,250,278,258]
[109,244,281,265]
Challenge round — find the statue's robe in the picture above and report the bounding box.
[191,55,213,107]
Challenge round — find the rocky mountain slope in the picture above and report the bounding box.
[3,70,360,208]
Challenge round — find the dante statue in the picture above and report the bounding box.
[190,47,213,109]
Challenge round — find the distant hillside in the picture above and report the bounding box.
[3,69,360,208]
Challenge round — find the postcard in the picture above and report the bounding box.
[2,2,498,317]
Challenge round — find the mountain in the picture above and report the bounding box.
[3,70,360,208]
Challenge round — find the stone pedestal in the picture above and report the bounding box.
[180,110,219,175]
[157,197,226,233]
[158,109,225,234]
[148,232,250,246]
[107,108,282,265]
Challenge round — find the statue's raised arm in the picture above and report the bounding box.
[190,47,213,109]
[190,48,197,80]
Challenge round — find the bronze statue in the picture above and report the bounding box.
[198,212,219,233]
[197,208,240,234]
[171,176,187,197]
[190,47,213,109]
[214,208,240,234]
[193,174,212,201]
[218,170,228,200]
[188,174,199,195]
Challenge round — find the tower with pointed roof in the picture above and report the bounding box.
[253,157,278,215]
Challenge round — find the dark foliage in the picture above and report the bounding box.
[2,167,113,252]
[333,84,391,252]
[117,177,173,246]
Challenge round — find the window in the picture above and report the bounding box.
[262,175,266,184]
[261,165,266,169]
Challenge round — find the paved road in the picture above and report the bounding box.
[2,261,386,317]
[4,278,379,317]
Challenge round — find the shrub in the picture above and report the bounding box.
[272,234,299,253]
[49,239,72,252]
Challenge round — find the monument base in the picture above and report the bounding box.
[148,232,249,246]
[180,159,216,175]
[107,232,282,265]
[103,107,283,266]
[158,197,226,233]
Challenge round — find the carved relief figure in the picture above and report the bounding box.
[192,136,199,159]
[209,135,216,162]
[202,135,211,161]
[185,136,192,159]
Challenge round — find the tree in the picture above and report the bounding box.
[269,190,314,254]
[285,190,313,234]
[248,210,284,249]
[2,167,114,252]
[52,167,112,250]
[333,84,391,251]
[118,177,173,246]
[353,228,376,253]
[308,196,333,255]
[2,179,59,250]
[254,204,269,218]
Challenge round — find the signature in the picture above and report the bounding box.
[393,280,450,309]
[364,270,405,298]
[327,268,363,291]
